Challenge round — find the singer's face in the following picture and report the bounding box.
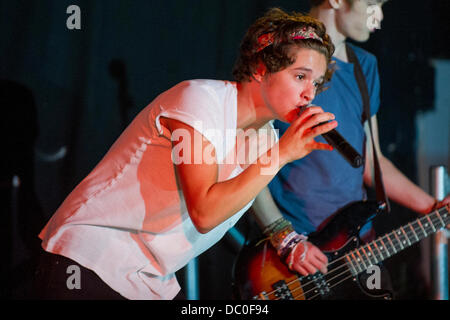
[260,47,327,123]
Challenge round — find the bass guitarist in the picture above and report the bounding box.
[250,0,450,299]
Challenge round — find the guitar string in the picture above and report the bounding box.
[293,210,448,300]
[265,221,435,300]
[286,269,354,300]
[275,209,449,300]
[263,250,353,299]
[285,212,445,300]
[283,264,352,300]
[299,273,355,300]
[260,208,449,300]
[288,217,439,300]
[265,225,416,299]
[268,221,435,300]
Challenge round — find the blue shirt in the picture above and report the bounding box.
[268,43,381,235]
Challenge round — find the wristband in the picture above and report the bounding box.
[263,217,293,249]
[263,217,308,260]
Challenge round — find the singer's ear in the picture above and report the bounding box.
[253,62,267,82]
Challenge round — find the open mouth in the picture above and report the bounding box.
[296,104,310,116]
[297,103,311,109]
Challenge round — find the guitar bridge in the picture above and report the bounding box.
[272,280,294,300]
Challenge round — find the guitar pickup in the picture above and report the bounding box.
[310,273,331,297]
[272,280,294,300]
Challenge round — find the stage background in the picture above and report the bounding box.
[1,0,448,299]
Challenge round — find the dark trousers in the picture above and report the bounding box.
[33,249,126,300]
[33,249,186,300]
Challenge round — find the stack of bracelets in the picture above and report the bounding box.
[263,217,308,267]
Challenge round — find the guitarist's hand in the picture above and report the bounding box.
[434,195,450,229]
[287,241,328,276]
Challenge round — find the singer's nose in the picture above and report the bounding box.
[300,82,315,104]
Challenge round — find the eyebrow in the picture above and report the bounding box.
[292,67,325,82]
[292,67,313,73]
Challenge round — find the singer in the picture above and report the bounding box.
[34,8,337,300]
[251,0,450,292]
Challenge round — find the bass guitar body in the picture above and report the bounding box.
[233,201,393,300]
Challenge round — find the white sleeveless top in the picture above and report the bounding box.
[39,79,277,299]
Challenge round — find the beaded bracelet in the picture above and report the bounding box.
[263,218,293,249]
[263,217,292,236]
[263,217,308,260]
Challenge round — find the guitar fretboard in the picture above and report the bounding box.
[345,207,449,275]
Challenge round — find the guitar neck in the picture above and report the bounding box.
[345,207,449,275]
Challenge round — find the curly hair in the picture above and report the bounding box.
[232,8,335,92]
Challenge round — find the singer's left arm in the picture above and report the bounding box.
[363,115,450,215]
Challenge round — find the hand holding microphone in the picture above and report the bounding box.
[278,106,337,165]
[280,105,363,168]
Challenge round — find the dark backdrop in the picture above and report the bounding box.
[1,0,448,299]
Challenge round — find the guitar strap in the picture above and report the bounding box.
[346,44,391,213]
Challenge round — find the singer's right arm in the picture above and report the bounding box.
[163,107,336,234]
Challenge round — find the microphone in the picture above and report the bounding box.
[301,105,363,168]
[321,128,363,168]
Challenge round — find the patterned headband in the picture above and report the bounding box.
[256,26,323,53]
